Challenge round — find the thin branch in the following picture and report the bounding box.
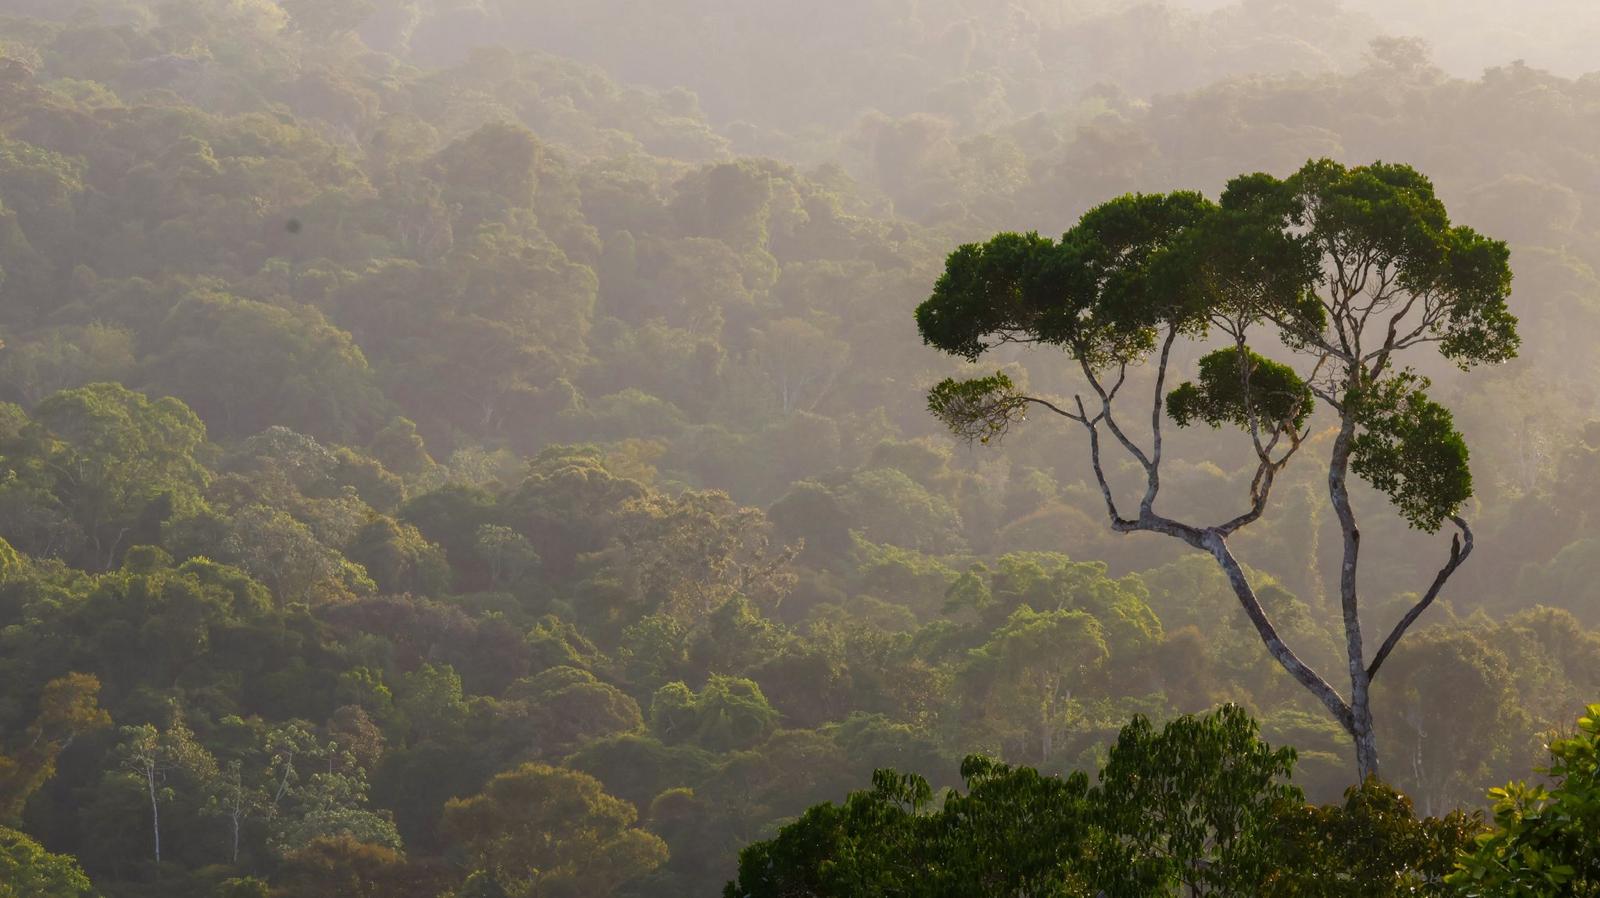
[1366,516,1474,680]
[1363,287,1429,375]
[1142,326,1178,513]
[1214,419,1310,536]
[1020,395,1086,423]
[993,332,1048,350]
[1079,357,1153,472]
[1072,395,1133,530]
[1212,349,1317,536]
[1232,332,1276,465]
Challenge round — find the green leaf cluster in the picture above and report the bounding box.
[1166,346,1313,432]
[925,372,1028,444]
[1350,373,1473,532]
[1450,704,1600,897]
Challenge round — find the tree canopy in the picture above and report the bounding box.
[0,2,1595,896]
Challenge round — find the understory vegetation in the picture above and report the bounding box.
[2,1,1600,896]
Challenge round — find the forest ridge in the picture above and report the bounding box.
[1,1,1599,896]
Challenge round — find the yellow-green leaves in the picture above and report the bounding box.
[0,825,97,898]
[926,372,1028,444]
[1448,704,1600,897]
[442,763,667,898]
[0,536,19,583]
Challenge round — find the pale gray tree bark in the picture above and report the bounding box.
[1009,311,1472,780]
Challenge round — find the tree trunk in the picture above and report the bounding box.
[146,765,161,866]
[1201,530,1354,735]
[1351,704,1379,782]
[1329,416,1381,780]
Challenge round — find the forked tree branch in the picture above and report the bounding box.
[1070,395,1129,529]
[1213,342,1313,536]
[1042,342,1354,728]
[1079,357,1153,473]
[1020,395,1088,424]
[1365,515,1474,680]
[1214,437,1301,537]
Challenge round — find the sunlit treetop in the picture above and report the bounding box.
[916,158,1516,535]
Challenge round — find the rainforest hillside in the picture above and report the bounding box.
[2,2,1600,896]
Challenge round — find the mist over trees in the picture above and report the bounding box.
[1,1,1599,896]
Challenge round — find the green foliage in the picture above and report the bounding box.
[503,666,644,758]
[217,877,270,898]
[567,734,719,811]
[1259,160,1520,368]
[1166,346,1313,432]
[962,606,1107,765]
[145,291,386,442]
[345,517,450,596]
[0,7,1587,898]
[926,372,1028,444]
[729,706,1323,897]
[274,836,413,898]
[649,677,779,753]
[917,193,1217,366]
[1094,704,1302,895]
[1264,779,1482,897]
[441,763,668,897]
[1450,704,1600,897]
[724,757,1096,898]
[0,536,19,582]
[0,825,96,898]
[0,673,112,822]
[838,468,964,554]
[268,769,401,856]
[916,160,1515,537]
[1373,628,1524,815]
[1,383,207,567]
[1349,373,1474,532]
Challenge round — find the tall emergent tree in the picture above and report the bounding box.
[916,159,1516,778]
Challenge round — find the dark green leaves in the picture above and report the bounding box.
[1166,346,1312,432]
[725,705,1302,898]
[917,161,1521,374]
[926,372,1029,444]
[1435,226,1518,367]
[1062,190,1217,343]
[1224,159,1518,369]
[1264,779,1482,898]
[916,193,1216,367]
[1094,704,1301,897]
[723,752,1098,898]
[919,159,1514,542]
[1350,373,1472,532]
[916,231,1064,362]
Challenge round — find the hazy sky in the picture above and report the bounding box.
[1176,0,1600,77]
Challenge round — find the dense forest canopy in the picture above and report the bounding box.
[0,1,1599,896]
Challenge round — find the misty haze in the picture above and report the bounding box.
[0,1,1597,896]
